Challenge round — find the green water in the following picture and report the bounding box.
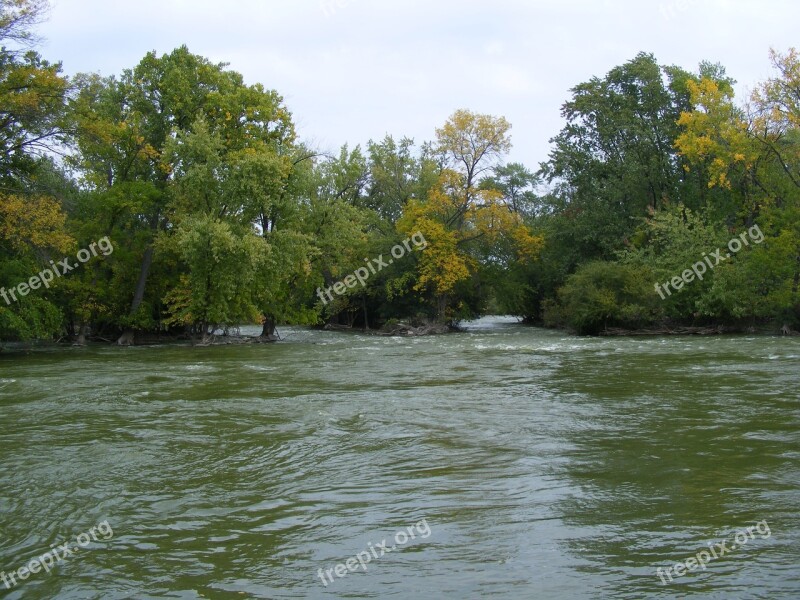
[1,317,798,599]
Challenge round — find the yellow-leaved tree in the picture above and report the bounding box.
[676,48,800,212]
[0,193,75,341]
[398,110,542,321]
[0,193,73,253]
[675,48,800,326]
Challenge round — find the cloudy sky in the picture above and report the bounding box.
[38,0,798,167]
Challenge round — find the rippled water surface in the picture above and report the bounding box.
[1,318,799,598]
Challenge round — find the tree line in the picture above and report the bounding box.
[1,0,798,343]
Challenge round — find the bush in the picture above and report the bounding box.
[553,261,662,335]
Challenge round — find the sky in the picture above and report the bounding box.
[37,0,800,168]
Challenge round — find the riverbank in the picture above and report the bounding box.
[4,318,799,355]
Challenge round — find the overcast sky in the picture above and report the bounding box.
[38,0,798,167]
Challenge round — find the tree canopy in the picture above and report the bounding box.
[1,0,797,343]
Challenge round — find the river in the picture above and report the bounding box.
[1,317,798,598]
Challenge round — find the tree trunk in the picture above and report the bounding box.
[130,245,154,314]
[195,321,213,345]
[436,294,449,323]
[75,322,89,346]
[260,315,278,342]
[116,245,155,346]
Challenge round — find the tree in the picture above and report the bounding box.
[0,0,46,47]
[480,162,540,218]
[300,145,375,325]
[0,0,68,184]
[0,192,73,341]
[364,136,424,224]
[0,0,74,343]
[69,46,295,342]
[161,215,266,342]
[618,203,728,320]
[398,110,541,321]
[436,109,511,188]
[676,48,800,325]
[541,53,735,260]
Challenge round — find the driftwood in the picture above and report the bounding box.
[379,322,452,336]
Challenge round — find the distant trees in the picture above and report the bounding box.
[0,0,797,344]
[538,50,799,333]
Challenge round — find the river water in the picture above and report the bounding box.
[1,317,798,599]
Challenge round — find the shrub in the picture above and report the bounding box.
[555,261,661,334]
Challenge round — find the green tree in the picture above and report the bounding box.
[541,53,734,260]
[69,46,295,342]
[480,162,540,218]
[0,0,68,184]
[0,192,74,341]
